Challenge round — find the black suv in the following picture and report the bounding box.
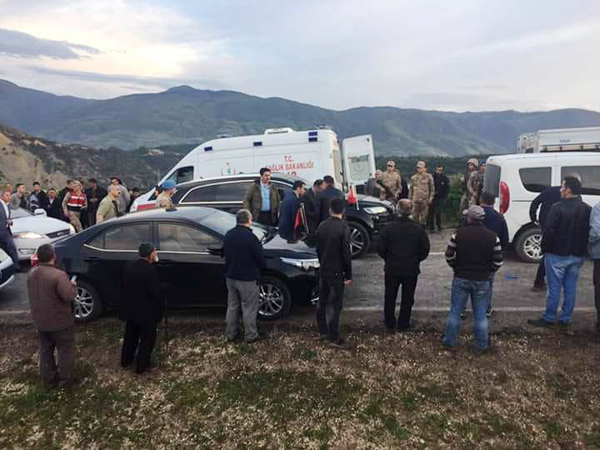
[170,174,394,258]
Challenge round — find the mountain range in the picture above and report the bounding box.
[1,79,600,157]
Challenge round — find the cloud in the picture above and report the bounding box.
[0,28,100,59]
[25,65,226,91]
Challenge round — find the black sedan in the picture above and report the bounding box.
[169,173,394,258]
[53,206,319,323]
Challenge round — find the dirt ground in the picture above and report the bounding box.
[1,319,600,449]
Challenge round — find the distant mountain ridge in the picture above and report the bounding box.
[1,79,600,156]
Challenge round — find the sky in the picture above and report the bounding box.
[0,0,599,112]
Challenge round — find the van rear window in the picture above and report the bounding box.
[483,165,501,197]
[519,167,551,193]
[561,166,600,195]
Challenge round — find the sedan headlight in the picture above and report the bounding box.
[14,231,46,239]
[281,257,320,271]
[363,206,387,215]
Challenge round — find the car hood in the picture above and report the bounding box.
[355,194,391,207]
[12,216,71,235]
[263,233,318,259]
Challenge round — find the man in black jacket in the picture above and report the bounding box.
[316,198,352,348]
[377,199,430,331]
[84,178,108,228]
[427,165,450,232]
[224,209,266,343]
[528,177,591,331]
[303,179,324,233]
[529,185,561,291]
[45,189,62,220]
[120,243,163,374]
[317,175,344,225]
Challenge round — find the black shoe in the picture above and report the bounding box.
[528,318,554,328]
[472,346,489,356]
[531,285,545,292]
[313,334,330,341]
[245,335,264,344]
[460,311,467,319]
[557,322,574,336]
[397,322,415,332]
[329,338,350,349]
[486,307,494,317]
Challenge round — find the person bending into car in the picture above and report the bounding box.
[316,198,353,349]
[279,180,306,241]
[120,243,163,374]
[224,209,266,343]
[27,244,77,388]
[243,168,280,227]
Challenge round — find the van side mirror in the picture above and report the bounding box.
[207,245,224,257]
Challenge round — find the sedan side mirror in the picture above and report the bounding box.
[207,245,224,257]
[34,208,47,217]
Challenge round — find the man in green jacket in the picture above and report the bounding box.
[243,168,281,226]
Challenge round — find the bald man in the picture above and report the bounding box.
[377,199,430,331]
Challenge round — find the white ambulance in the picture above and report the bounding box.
[131,127,376,211]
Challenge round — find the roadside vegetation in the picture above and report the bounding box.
[1,320,600,449]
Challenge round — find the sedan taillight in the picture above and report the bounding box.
[499,181,510,214]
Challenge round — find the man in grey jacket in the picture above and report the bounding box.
[27,244,77,388]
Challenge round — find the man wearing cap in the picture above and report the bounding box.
[380,161,403,204]
[467,161,486,206]
[409,161,435,227]
[443,205,503,354]
[460,159,479,211]
[156,181,176,209]
[120,242,163,374]
[27,244,77,388]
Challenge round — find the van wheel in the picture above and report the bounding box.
[258,276,292,321]
[515,228,543,263]
[74,280,103,322]
[348,222,370,259]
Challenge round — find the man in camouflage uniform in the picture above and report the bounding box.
[409,161,435,227]
[467,161,486,206]
[460,158,479,212]
[380,161,403,205]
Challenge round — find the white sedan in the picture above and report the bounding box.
[0,248,15,290]
[9,208,75,260]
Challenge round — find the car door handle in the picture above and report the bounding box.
[84,257,100,262]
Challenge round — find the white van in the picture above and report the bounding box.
[518,126,600,153]
[483,152,600,263]
[131,127,376,211]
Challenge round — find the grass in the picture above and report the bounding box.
[0,319,600,448]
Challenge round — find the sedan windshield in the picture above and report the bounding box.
[9,207,31,219]
[201,209,269,242]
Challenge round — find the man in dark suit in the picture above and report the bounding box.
[0,190,20,270]
[317,175,344,225]
[316,198,352,348]
[120,242,163,374]
[45,189,63,220]
[304,179,324,234]
[377,199,430,331]
[84,178,107,228]
[279,181,306,241]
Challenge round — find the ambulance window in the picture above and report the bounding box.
[519,167,551,193]
[561,166,600,195]
[167,166,194,185]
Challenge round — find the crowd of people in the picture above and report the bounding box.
[0,177,143,271]
[13,163,600,386]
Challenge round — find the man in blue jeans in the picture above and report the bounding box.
[528,177,591,333]
[443,206,503,354]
